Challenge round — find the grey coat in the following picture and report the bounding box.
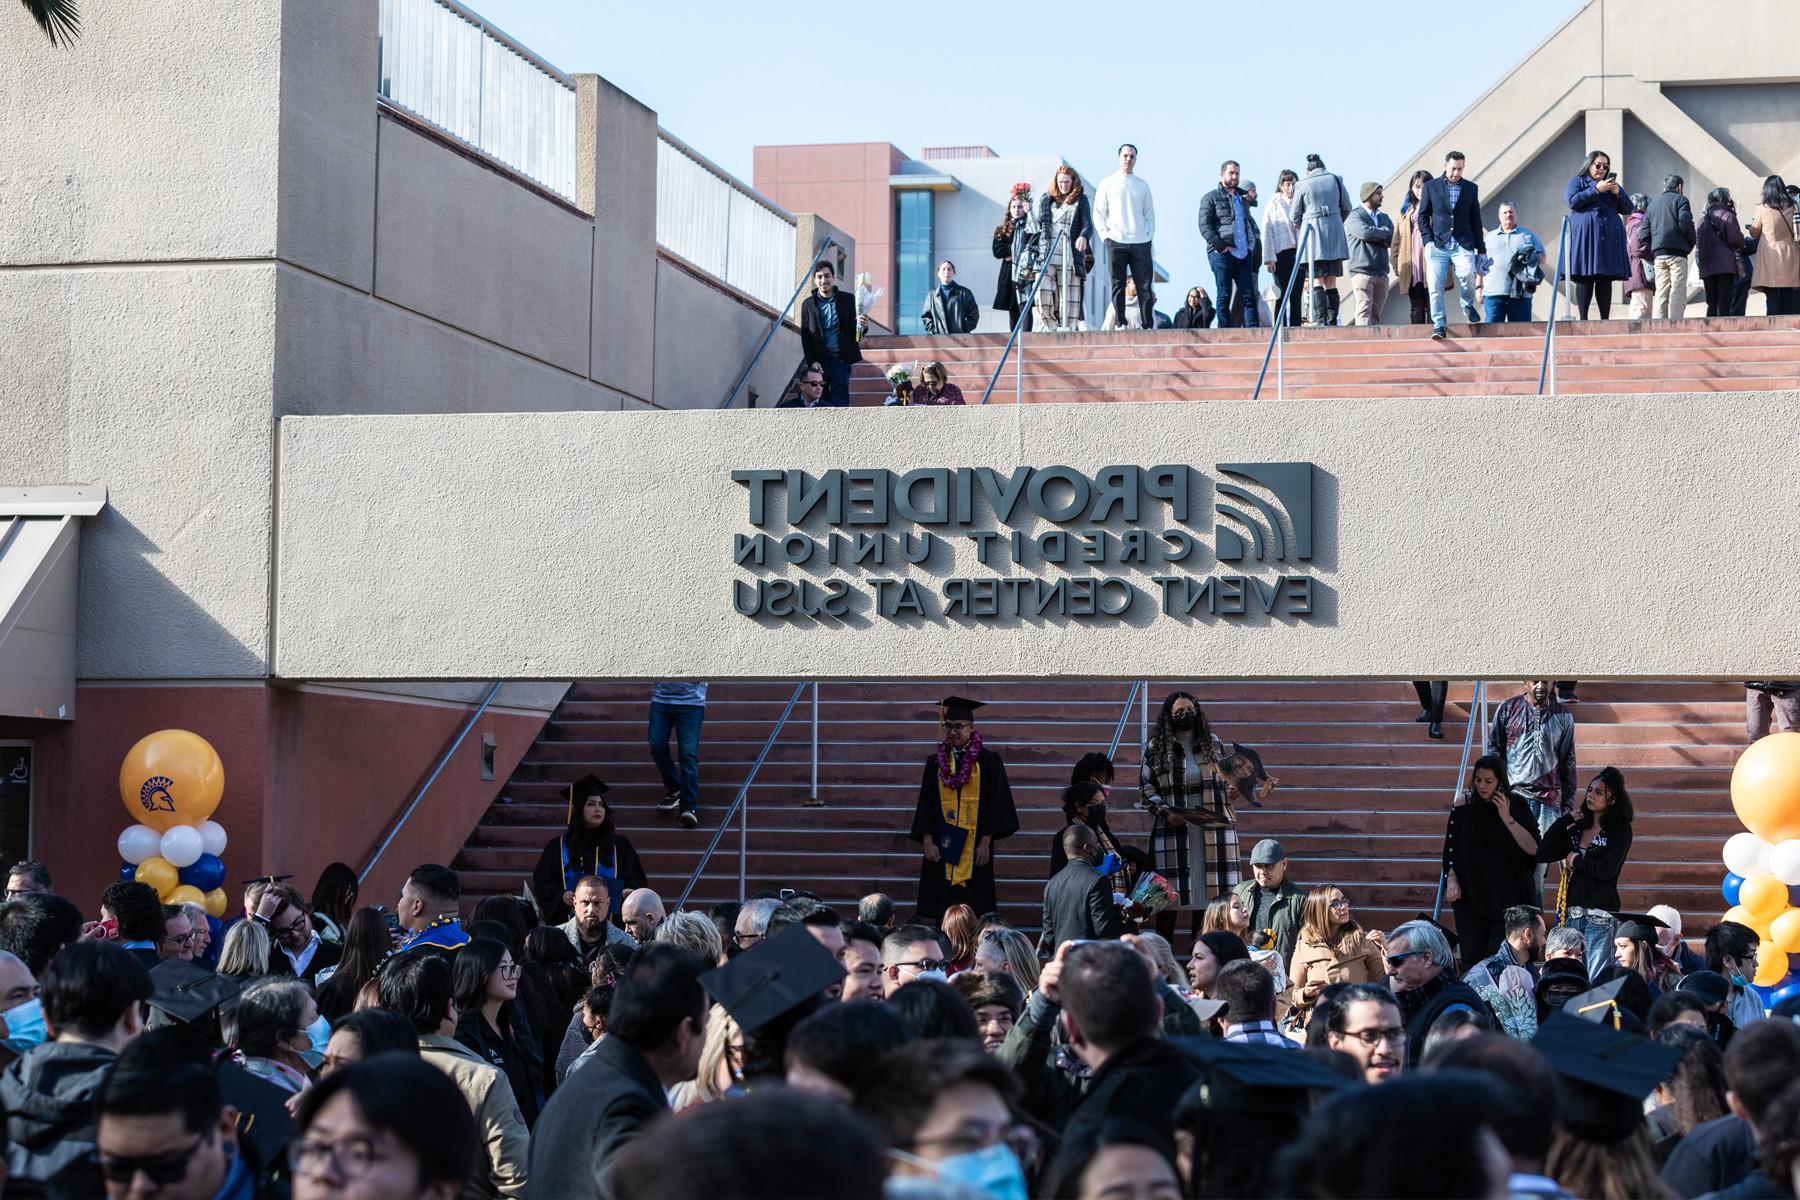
[1345,206,1394,275]
[1291,169,1354,264]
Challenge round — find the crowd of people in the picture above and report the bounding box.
[0,679,1794,1198]
[775,146,1800,408]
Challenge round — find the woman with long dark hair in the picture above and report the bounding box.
[309,861,358,945]
[1442,754,1541,962]
[530,774,646,927]
[1564,149,1634,320]
[1139,691,1237,934]
[991,187,1039,331]
[1538,766,1635,980]
[1749,174,1800,315]
[1697,187,1747,317]
[1647,1025,1728,1162]
[452,937,543,1127]
[1048,778,1128,882]
[315,907,394,1022]
[1394,170,1436,325]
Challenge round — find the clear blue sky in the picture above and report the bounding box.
[472,0,1584,293]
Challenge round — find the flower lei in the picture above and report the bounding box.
[937,730,983,790]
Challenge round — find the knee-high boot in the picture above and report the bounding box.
[1310,287,1327,326]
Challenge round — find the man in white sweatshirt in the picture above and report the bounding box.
[1094,143,1156,330]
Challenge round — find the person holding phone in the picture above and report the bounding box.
[1564,150,1634,320]
[1441,754,1541,962]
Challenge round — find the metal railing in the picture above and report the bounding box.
[659,131,800,313]
[1431,680,1489,922]
[1106,681,1144,760]
[675,683,808,909]
[360,681,502,884]
[376,0,578,201]
[1251,225,1315,401]
[1537,216,1573,395]
[979,226,1066,405]
[721,237,836,408]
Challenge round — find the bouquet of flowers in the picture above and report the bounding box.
[1129,871,1178,916]
[883,363,914,407]
[854,273,884,343]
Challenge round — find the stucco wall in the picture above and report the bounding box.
[652,259,803,410]
[274,393,1800,681]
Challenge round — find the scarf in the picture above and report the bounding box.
[936,747,982,888]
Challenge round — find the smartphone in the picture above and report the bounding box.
[1604,172,1617,182]
[98,917,118,940]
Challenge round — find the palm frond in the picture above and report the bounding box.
[22,0,80,48]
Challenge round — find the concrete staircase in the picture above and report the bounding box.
[455,680,1744,935]
[849,317,1800,404]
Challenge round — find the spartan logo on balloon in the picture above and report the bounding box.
[139,775,178,815]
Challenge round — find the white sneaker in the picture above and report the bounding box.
[1075,320,1089,332]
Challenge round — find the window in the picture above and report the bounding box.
[896,191,934,335]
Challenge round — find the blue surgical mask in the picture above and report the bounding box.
[933,1144,1028,1200]
[1,998,46,1054]
[296,1013,331,1067]
[1096,852,1122,877]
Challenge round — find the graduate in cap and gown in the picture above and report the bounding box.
[910,696,1019,924]
[1532,1010,1683,1197]
[531,774,647,927]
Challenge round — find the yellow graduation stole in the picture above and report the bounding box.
[938,760,982,886]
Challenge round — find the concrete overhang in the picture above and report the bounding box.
[0,487,106,721]
[889,174,961,192]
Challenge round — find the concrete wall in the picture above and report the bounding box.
[274,393,1800,682]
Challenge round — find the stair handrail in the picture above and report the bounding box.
[359,681,502,885]
[1251,224,1315,401]
[1106,680,1143,761]
[1431,680,1488,922]
[721,238,836,409]
[979,224,1066,406]
[1537,216,1571,396]
[675,682,808,910]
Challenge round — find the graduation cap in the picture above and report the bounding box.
[699,924,845,1035]
[216,1057,298,1170]
[1564,976,1646,1033]
[1677,970,1731,1008]
[1613,912,1668,943]
[146,959,245,1026]
[939,695,986,724]
[1531,1011,1682,1143]
[566,774,609,805]
[1172,1036,1352,1117]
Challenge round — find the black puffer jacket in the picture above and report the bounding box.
[1197,186,1263,258]
[1,1040,116,1198]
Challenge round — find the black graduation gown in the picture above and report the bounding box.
[910,746,1020,922]
[529,833,648,926]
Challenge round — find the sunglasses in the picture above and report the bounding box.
[100,1135,207,1185]
[1386,950,1427,969]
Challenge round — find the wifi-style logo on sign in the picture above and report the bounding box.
[1214,463,1313,563]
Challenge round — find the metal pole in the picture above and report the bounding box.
[1139,680,1149,750]
[739,771,749,904]
[810,681,819,803]
[360,681,502,884]
[1276,324,1284,401]
[1016,318,1024,404]
[722,238,835,408]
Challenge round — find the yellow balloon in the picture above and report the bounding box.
[1740,873,1790,921]
[1769,908,1800,956]
[167,884,206,909]
[1754,950,1790,988]
[1722,904,1772,938]
[1732,731,1800,844]
[202,888,228,919]
[118,730,224,834]
[134,857,178,900]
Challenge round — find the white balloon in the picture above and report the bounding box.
[1769,839,1800,887]
[197,820,228,857]
[1724,831,1773,878]
[117,825,162,866]
[160,825,204,870]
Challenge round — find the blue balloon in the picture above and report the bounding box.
[1772,978,1800,1011]
[1723,872,1745,906]
[178,853,225,893]
[118,860,137,883]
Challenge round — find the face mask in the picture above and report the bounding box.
[1096,852,1122,877]
[1731,973,1749,988]
[913,968,949,984]
[297,1013,331,1067]
[1,998,47,1054]
[933,1144,1028,1200]
[1084,803,1107,825]
[1170,711,1196,731]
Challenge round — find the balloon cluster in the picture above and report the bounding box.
[1721,732,1800,1007]
[114,731,230,920]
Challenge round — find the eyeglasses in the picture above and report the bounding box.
[100,1135,208,1184]
[1386,951,1426,969]
[893,958,945,975]
[166,931,195,946]
[732,932,762,948]
[905,1121,1032,1161]
[1339,1026,1406,1048]
[800,378,823,388]
[497,962,521,978]
[943,722,973,733]
[289,1135,388,1181]
[1329,898,1351,909]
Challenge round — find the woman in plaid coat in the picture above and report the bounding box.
[1138,691,1239,938]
